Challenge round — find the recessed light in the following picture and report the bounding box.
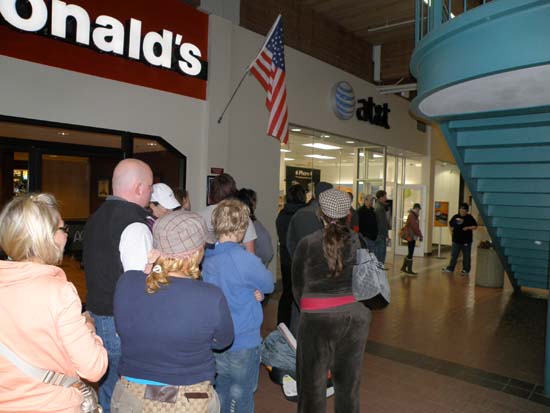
[280,149,291,153]
[373,154,383,158]
[57,131,70,136]
[291,128,302,132]
[320,134,331,138]
[349,153,355,156]
[146,142,157,147]
[284,157,295,161]
[305,154,336,160]
[346,140,355,144]
[302,143,341,150]
[415,163,422,167]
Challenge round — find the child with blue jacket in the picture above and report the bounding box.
[202,198,274,413]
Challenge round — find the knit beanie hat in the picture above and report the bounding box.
[319,189,351,219]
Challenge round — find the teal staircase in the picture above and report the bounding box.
[410,0,550,393]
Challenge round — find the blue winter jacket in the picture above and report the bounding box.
[202,242,274,351]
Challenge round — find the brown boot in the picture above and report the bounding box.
[406,258,418,276]
[400,257,407,272]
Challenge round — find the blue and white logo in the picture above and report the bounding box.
[331,81,356,120]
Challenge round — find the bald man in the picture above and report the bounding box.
[83,158,153,412]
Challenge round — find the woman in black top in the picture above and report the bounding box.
[292,189,372,413]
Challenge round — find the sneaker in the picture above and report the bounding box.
[461,270,469,276]
[442,267,453,273]
[282,375,298,402]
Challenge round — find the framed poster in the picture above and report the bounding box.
[206,175,216,206]
[434,201,449,227]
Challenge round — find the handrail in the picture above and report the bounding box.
[415,0,493,45]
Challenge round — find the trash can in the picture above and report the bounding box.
[475,246,504,288]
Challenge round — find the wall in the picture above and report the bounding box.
[0,56,208,211]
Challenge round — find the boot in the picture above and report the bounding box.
[406,258,418,276]
[400,257,408,272]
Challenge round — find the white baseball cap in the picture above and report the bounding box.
[151,183,181,210]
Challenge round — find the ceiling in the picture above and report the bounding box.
[295,0,486,85]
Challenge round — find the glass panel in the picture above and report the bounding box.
[405,158,423,184]
[133,138,183,191]
[0,150,29,209]
[42,154,90,220]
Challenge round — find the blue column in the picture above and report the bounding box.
[546,292,550,395]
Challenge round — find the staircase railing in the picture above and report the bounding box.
[415,0,494,45]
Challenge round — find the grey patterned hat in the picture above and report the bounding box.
[153,210,207,258]
[319,189,351,219]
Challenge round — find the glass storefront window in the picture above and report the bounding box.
[133,137,184,191]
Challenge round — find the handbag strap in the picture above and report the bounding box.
[0,340,78,388]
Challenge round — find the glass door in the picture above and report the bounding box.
[395,184,426,257]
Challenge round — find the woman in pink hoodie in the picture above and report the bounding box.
[0,193,108,413]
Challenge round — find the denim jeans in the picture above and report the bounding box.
[91,313,121,413]
[214,346,261,413]
[447,242,472,272]
[373,236,387,264]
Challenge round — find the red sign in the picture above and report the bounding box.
[0,0,208,100]
[210,167,224,175]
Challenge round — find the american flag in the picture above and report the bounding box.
[249,15,289,144]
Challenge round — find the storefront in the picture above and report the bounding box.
[0,0,456,266]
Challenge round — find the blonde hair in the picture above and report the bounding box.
[0,193,63,264]
[212,199,249,239]
[146,249,203,294]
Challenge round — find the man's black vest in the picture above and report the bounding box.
[83,197,148,315]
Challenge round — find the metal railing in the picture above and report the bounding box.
[415,0,493,45]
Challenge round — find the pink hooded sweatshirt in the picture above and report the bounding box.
[0,260,108,413]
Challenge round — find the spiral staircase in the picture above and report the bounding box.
[410,0,550,394]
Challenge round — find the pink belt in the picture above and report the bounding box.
[300,295,355,311]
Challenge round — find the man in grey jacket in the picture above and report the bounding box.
[374,189,389,265]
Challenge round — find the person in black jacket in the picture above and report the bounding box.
[442,203,478,276]
[275,184,306,326]
[357,194,378,250]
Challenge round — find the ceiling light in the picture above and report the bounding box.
[305,154,336,160]
[373,154,383,158]
[346,140,355,144]
[415,163,422,167]
[280,149,291,153]
[290,128,302,132]
[57,131,70,136]
[320,134,331,138]
[302,143,341,150]
[349,153,355,156]
[284,157,295,161]
[146,142,157,147]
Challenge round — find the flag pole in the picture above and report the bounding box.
[217,14,282,124]
[217,69,250,124]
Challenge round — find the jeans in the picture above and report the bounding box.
[447,242,472,272]
[91,313,121,413]
[407,240,416,259]
[297,303,372,413]
[373,236,387,264]
[214,346,261,413]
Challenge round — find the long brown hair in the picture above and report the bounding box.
[320,211,351,277]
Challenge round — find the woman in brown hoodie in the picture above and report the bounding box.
[0,193,108,413]
[400,203,423,275]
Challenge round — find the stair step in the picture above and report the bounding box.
[506,247,550,258]
[488,205,550,220]
[508,257,548,268]
[500,237,548,250]
[448,113,550,130]
[472,163,550,178]
[465,145,550,163]
[493,217,550,230]
[483,193,550,207]
[477,179,550,193]
[512,265,547,275]
[457,126,550,147]
[497,228,550,241]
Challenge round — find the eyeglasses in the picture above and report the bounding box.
[57,225,69,234]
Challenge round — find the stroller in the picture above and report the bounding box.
[261,323,334,402]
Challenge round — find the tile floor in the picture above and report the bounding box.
[64,237,550,412]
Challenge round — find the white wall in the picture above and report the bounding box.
[0,55,208,210]
[432,162,460,246]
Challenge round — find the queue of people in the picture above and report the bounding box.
[0,156,471,412]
